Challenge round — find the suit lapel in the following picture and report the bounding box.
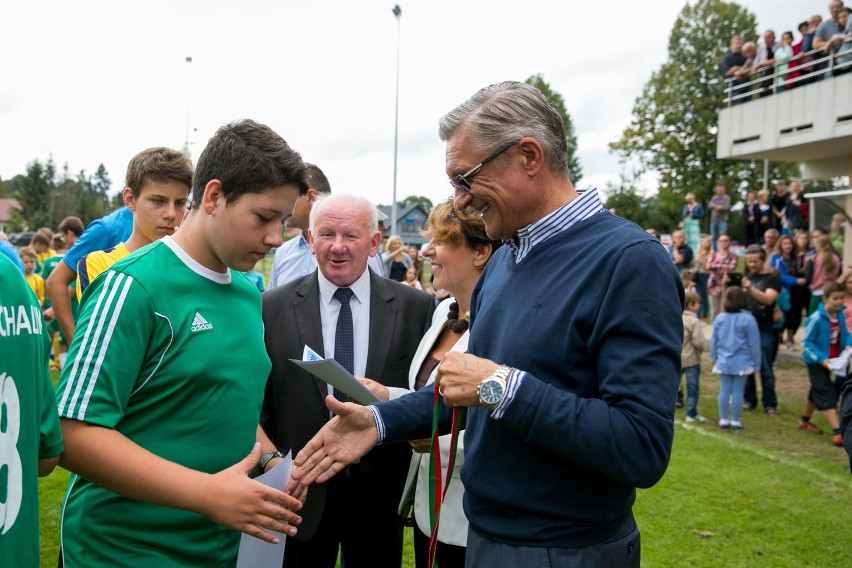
[292,273,329,401]
[366,270,395,380]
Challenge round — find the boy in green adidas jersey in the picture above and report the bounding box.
[56,119,308,567]
[0,254,64,567]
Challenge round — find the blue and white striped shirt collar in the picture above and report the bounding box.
[506,187,605,263]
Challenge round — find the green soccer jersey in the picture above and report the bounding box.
[40,254,63,282]
[40,253,80,334]
[0,255,64,567]
[56,238,271,567]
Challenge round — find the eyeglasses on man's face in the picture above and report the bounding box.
[449,139,520,193]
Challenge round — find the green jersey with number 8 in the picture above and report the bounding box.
[0,255,64,567]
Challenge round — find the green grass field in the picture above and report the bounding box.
[39,354,850,566]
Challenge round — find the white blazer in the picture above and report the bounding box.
[392,298,468,546]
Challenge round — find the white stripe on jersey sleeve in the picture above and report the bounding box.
[58,271,135,419]
[77,274,134,419]
[59,270,122,414]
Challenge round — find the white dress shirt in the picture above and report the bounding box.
[317,268,372,387]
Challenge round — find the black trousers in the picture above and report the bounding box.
[284,461,406,568]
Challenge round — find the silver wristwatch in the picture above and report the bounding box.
[477,365,511,410]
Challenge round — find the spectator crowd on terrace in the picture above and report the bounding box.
[721,0,852,103]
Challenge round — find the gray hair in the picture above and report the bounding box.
[309,194,379,233]
[438,81,569,178]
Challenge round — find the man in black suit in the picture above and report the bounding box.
[259,194,435,568]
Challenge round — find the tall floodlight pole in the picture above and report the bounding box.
[391,5,402,237]
[184,56,192,158]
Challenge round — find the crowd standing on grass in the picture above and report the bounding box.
[660,198,852,451]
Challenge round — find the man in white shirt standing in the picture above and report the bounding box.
[268,164,384,288]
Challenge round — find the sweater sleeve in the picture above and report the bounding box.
[496,240,683,488]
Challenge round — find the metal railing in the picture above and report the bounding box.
[723,35,852,106]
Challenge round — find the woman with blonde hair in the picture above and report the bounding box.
[679,193,703,252]
[694,236,712,318]
[806,234,841,314]
[382,234,413,282]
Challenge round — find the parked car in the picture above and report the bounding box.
[8,231,34,246]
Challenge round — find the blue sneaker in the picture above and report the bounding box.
[719,419,731,430]
[730,421,744,430]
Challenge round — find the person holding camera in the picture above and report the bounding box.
[734,245,783,415]
[706,234,739,319]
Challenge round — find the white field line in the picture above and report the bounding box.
[678,421,849,486]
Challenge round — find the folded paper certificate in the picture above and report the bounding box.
[827,346,852,376]
[290,345,382,405]
[236,454,292,568]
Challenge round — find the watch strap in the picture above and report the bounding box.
[477,365,511,410]
[258,450,286,473]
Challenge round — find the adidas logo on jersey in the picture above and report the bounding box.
[191,312,213,332]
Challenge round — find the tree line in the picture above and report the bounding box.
[0,157,119,231]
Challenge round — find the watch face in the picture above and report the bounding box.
[480,379,504,405]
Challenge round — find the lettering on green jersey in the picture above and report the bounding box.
[0,372,22,533]
[0,305,43,337]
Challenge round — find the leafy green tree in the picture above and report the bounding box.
[525,74,582,183]
[603,169,648,226]
[73,164,113,224]
[610,0,799,230]
[110,192,124,211]
[75,171,98,225]
[12,158,56,230]
[403,195,433,211]
[51,162,82,226]
[603,171,679,233]
[92,164,112,210]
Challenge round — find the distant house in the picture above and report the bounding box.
[0,198,21,234]
[377,203,429,245]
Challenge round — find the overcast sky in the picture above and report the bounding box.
[1,0,812,208]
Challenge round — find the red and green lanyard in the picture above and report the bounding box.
[427,384,464,568]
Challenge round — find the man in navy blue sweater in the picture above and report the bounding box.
[290,81,684,567]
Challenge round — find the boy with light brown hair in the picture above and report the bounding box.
[75,147,192,299]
